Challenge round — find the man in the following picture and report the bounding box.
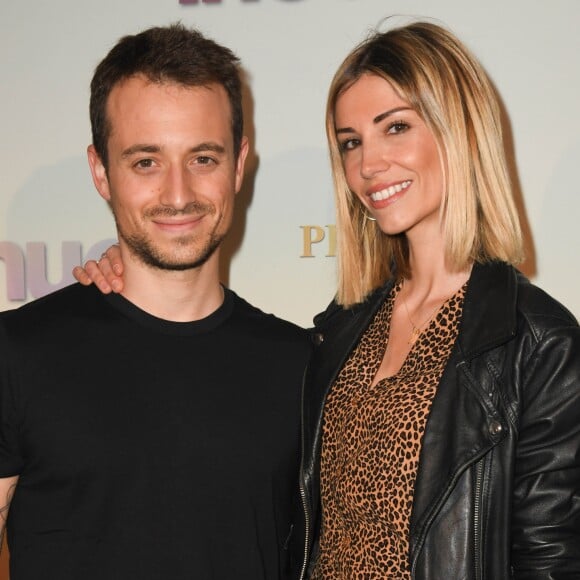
[0,24,310,579]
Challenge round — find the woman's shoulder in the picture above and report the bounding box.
[468,260,578,337]
[514,269,578,335]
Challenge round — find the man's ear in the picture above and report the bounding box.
[87,145,111,202]
[234,136,249,194]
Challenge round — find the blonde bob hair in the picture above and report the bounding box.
[327,21,524,307]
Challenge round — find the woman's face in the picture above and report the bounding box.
[334,73,444,241]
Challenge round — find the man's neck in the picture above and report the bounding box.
[119,251,224,323]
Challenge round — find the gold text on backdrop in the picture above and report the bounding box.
[300,225,336,258]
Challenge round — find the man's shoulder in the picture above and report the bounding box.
[0,283,104,334]
[227,289,310,344]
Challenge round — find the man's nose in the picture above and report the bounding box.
[159,165,194,209]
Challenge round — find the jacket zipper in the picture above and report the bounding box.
[410,448,491,576]
[299,357,313,580]
[298,482,311,580]
[473,458,484,580]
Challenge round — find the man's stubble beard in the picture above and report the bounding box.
[113,201,228,272]
[120,229,225,271]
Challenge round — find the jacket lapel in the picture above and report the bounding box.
[303,280,395,515]
[409,262,519,555]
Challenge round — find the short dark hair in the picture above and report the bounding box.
[90,23,243,169]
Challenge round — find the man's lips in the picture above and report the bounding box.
[152,215,206,231]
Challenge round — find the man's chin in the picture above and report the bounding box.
[132,249,212,271]
[148,259,208,272]
[123,237,223,272]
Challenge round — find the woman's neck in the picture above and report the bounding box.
[404,234,472,302]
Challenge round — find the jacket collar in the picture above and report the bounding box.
[321,261,519,358]
[457,261,519,359]
[312,261,520,384]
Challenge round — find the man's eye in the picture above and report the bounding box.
[196,156,215,166]
[135,159,154,169]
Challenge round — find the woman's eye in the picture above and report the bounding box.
[340,138,360,152]
[388,121,410,134]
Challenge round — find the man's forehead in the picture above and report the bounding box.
[109,74,224,102]
[105,76,232,130]
[104,75,234,152]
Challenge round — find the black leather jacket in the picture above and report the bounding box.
[299,261,580,579]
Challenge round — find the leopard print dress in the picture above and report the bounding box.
[312,281,466,579]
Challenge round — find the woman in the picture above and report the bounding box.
[76,21,580,578]
[300,21,580,579]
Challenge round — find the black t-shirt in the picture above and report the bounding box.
[0,284,311,579]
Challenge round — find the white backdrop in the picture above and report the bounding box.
[1,0,579,327]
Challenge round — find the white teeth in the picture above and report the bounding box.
[370,180,411,202]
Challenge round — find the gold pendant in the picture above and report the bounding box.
[408,326,421,346]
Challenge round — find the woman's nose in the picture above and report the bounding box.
[360,141,391,179]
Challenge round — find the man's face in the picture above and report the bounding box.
[88,75,248,271]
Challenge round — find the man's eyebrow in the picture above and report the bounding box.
[121,142,227,158]
[336,106,413,134]
[190,142,226,155]
[121,144,160,158]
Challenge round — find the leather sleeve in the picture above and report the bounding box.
[511,323,580,578]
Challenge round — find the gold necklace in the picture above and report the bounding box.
[401,281,448,346]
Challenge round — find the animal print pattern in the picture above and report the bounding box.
[312,281,466,579]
